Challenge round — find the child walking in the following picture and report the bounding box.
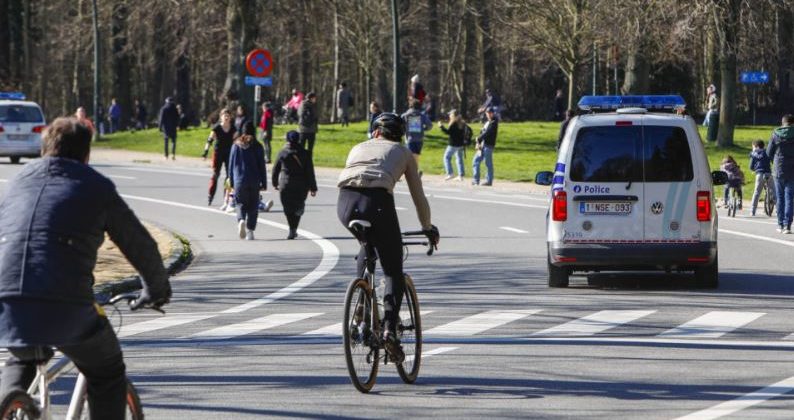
[721,155,745,209]
[272,131,317,240]
[749,140,774,216]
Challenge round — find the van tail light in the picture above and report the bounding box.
[552,190,568,221]
[32,125,46,133]
[696,191,711,221]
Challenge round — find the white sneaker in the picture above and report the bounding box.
[777,227,785,233]
[444,175,454,181]
[457,175,464,181]
[238,220,246,239]
[226,204,236,214]
[219,203,228,212]
[263,200,274,212]
[784,228,792,235]
[245,230,255,240]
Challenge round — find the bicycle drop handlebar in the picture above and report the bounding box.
[402,230,436,256]
[106,292,166,314]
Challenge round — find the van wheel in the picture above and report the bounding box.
[9,156,20,164]
[694,253,719,289]
[548,260,570,288]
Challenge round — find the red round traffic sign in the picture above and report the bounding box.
[245,49,274,77]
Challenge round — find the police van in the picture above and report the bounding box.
[535,96,727,288]
[0,92,45,164]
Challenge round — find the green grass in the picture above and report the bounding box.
[98,121,777,183]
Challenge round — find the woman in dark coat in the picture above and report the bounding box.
[272,131,317,239]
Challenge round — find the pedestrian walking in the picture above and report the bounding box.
[749,139,774,217]
[368,101,382,138]
[133,99,147,130]
[74,107,95,135]
[108,98,121,133]
[401,98,433,173]
[438,109,467,181]
[409,74,426,106]
[298,92,318,156]
[228,133,268,240]
[259,101,274,163]
[767,114,794,234]
[704,84,719,127]
[336,82,352,127]
[472,107,499,186]
[158,97,179,160]
[203,108,236,206]
[272,131,317,240]
[234,104,255,138]
[176,104,189,130]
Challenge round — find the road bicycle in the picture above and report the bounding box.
[761,174,776,217]
[342,220,434,393]
[0,293,163,419]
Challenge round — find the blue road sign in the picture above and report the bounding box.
[740,71,770,84]
[244,76,273,87]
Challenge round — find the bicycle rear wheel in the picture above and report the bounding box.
[80,379,143,420]
[764,183,775,217]
[396,274,422,384]
[343,278,379,393]
[0,390,38,419]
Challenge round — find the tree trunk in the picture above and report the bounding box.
[715,0,740,147]
[0,0,10,86]
[776,4,793,114]
[222,1,241,99]
[477,0,497,91]
[460,1,477,116]
[331,0,339,123]
[21,0,30,93]
[427,0,440,97]
[111,0,131,128]
[621,42,650,94]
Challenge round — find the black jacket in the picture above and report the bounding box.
[298,100,318,134]
[0,158,170,346]
[158,102,179,137]
[440,123,465,147]
[767,126,794,181]
[272,143,317,192]
[477,119,499,147]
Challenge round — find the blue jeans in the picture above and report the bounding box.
[775,176,794,229]
[472,146,494,184]
[443,146,465,176]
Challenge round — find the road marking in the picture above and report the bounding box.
[499,226,529,234]
[426,310,540,336]
[431,194,548,209]
[106,174,137,180]
[674,375,794,420]
[113,166,207,177]
[302,310,433,336]
[531,310,655,337]
[404,346,458,364]
[119,313,215,338]
[395,206,407,211]
[719,229,794,247]
[658,311,765,338]
[190,313,323,339]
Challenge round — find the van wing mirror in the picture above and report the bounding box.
[712,170,728,186]
[535,171,554,186]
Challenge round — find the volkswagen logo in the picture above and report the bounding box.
[651,202,664,215]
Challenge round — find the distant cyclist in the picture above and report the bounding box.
[337,113,439,363]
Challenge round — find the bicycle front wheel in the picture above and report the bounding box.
[0,390,38,419]
[80,379,143,420]
[396,274,422,384]
[764,185,775,217]
[343,278,379,393]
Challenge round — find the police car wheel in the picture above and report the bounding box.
[9,156,20,164]
[694,252,719,289]
[547,259,570,288]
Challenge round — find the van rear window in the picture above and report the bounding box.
[570,125,693,182]
[0,105,44,123]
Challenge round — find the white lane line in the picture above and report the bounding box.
[112,166,207,177]
[674,375,794,420]
[719,229,794,247]
[531,310,656,337]
[302,310,434,336]
[426,310,540,336]
[499,226,529,234]
[395,206,408,211]
[119,313,215,338]
[190,313,324,339]
[658,311,765,338]
[106,174,137,180]
[404,346,458,364]
[432,194,548,209]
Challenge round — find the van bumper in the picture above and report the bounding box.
[549,241,717,270]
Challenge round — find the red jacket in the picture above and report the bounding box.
[259,109,274,130]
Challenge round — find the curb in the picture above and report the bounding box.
[93,228,193,298]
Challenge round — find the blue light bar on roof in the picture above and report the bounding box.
[0,92,26,100]
[578,95,686,111]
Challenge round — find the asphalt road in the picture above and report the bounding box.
[1,155,794,420]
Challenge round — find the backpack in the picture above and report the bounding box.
[462,124,473,146]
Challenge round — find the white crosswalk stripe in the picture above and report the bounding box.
[302,311,434,336]
[404,346,458,364]
[658,311,766,338]
[190,313,324,339]
[531,310,656,337]
[119,313,216,338]
[426,310,540,336]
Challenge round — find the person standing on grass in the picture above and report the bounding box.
[229,133,268,241]
[401,98,433,175]
[767,114,794,234]
[234,104,255,138]
[108,98,121,133]
[472,107,499,186]
[557,109,575,151]
[259,101,275,164]
[438,109,466,181]
[336,82,352,127]
[272,131,317,240]
[158,97,179,160]
[133,99,147,130]
[298,92,319,156]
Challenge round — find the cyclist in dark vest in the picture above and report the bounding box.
[337,113,439,363]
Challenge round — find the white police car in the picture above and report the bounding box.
[535,95,727,288]
[0,92,45,164]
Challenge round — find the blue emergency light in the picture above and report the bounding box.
[578,95,686,111]
[0,92,26,100]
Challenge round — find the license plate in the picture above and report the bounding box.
[7,134,29,141]
[579,202,632,215]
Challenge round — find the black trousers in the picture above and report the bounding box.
[0,317,127,420]
[208,148,230,200]
[163,133,177,157]
[281,187,308,230]
[235,184,260,231]
[299,132,316,156]
[261,129,273,163]
[337,188,404,332]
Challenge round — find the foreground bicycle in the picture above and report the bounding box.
[343,220,434,393]
[761,174,776,217]
[0,292,164,419]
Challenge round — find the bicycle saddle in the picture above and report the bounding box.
[348,220,371,229]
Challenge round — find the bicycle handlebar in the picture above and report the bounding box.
[402,230,436,256]
[106,292,166,314]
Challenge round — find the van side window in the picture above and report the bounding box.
[570,126,642,182]
[643,126,694,182]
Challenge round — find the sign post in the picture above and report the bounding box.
[245,49,275,137]
[740,71,770,125]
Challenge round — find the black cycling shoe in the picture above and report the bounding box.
[382,331,405,364]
